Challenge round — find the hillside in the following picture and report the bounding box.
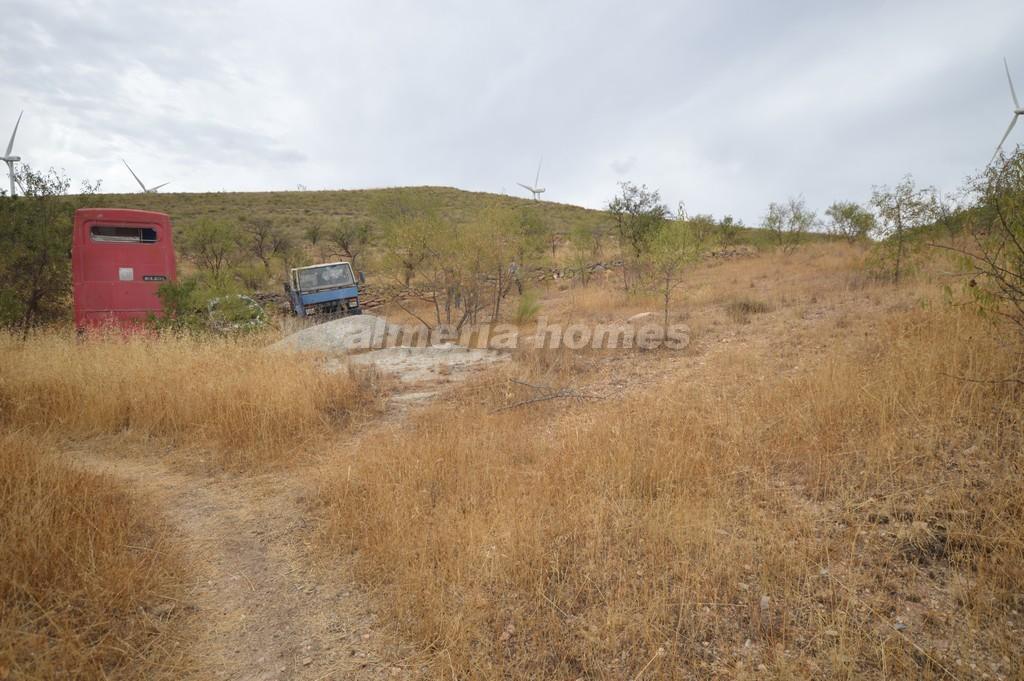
[87,186,612,235]
[3,242,1021,679]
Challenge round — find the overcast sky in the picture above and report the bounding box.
[3,0,1023,223]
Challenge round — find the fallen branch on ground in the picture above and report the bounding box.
[492,378,603,413]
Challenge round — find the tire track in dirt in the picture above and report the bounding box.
[67,452,416,681]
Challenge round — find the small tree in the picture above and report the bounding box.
[825,201,876,244]
[241,217,292,274]
[763,196,816,253]
[717,215,742,246]
[0,167,88,332]
[607,182,670,291]
[375,192,438,286]
[511,207,549,294]
[303,220,324,246]
[645,219,705,331]
[958,151,1024,336]
[870,176,937,284]
[179,219,244,282]
[687,213,716,252]
[568,224,601,286]
[325,217,372,270]
[933,191,966,244]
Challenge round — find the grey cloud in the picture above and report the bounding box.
[2,0,1023,219]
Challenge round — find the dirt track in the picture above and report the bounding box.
[68,452,414,681]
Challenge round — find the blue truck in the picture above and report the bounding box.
[284,261,364,318]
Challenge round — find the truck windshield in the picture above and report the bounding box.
[296,264,355,291]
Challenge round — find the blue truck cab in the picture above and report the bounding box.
[285,261,364,317]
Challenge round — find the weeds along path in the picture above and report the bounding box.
[66,449,414,681]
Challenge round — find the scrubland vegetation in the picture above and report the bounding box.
[317,254,1022,679]
[1,152,1022,678]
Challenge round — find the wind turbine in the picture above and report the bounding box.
[993,57,1024,163]
[122,159,170,193]
[517,157,545,200]
[2,111,24,197]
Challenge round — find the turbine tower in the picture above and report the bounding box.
[517,157,546,200]
[122,159,170,193]
[2,111,24,197]
[993,57,1024,163]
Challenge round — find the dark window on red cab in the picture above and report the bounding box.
[90,225,158,244]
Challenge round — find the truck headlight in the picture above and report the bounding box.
[347,299,358,308]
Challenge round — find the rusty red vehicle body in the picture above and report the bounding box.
[72,208,176,330]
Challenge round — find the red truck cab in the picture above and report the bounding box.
[72,208,176,330]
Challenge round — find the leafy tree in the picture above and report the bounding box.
[0,166,97,332]
[375,191,438,286]
[607,182,670,290]
[717,215,742,246]
[644,219,707,330]
[179,219,244,282]
[825,201,876,243]
[955,151,1024,336]
[870,176,937,284]
[763,196,816,253]
[687,213,716,251]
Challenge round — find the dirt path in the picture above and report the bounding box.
[68,451,416,681]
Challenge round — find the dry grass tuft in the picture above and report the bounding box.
[0,431,189,679]
[318,305,1023,678]
[0,331,377,469]
[725,297,772,323]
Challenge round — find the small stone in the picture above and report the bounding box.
[301,657,313,666]
[759,595,771,612]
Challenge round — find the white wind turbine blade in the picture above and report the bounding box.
[992,114,1019,163]
[6,111,23,157]
[122,159,148,192]
[517,182,534,192]
[534,157,543,188]
[149,181,170,192]
[1006,57,1020,109]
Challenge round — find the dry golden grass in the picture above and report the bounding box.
[0,431,189,679]
[318,293,1023,678]
[0,332,378,469]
